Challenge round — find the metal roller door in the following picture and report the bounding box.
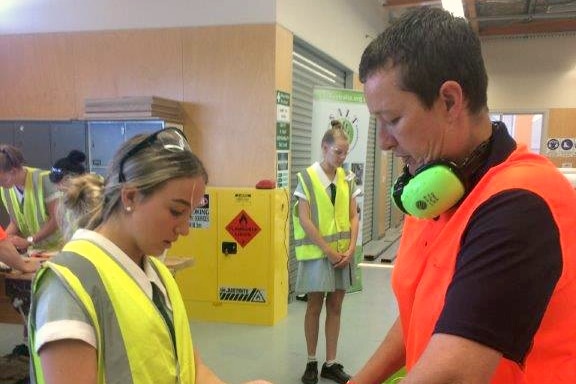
[362,117,376,243]
[383,151,394,232]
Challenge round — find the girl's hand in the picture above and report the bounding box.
[21,258,41,274]
[331,252,350,268]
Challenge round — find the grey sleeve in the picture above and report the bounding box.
[294,179,307,200]
[34,269,91,329]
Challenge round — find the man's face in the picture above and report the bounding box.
[363,67,453,175]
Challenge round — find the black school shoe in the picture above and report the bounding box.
[11,344,29,357]
[301,361,318,384]
[320,362,351,384]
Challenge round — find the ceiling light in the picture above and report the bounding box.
[442,0,465,18]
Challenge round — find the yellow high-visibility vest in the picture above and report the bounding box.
[293,166,351,261]
[29,239,196,384]
[0,167,62,250]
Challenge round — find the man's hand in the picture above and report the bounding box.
[9,235,30,252]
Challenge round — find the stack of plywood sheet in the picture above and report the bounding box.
[84,96,183,123]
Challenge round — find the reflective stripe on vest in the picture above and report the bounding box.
[0,167,61,250]
[293,166,351,261]
[29,239,195,384]
[392,146,576,384]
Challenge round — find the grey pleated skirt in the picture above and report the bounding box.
[295,257,355,294]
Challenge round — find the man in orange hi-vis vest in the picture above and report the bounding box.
[350,7,576,384]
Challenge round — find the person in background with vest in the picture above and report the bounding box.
[0,144,62,252]
[293,120,360,384]
[49,149,87,189]
[351,7,576,384]
[49,149,91,241]
[28,128,272,384]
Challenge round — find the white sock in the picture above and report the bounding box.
[325,360,336,367]
[308,356,317,363]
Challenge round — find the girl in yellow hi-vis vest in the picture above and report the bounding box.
[28,128,272,384]
[293,121,361,384]
[0,144,62,252]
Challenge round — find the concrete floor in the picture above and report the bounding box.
[189,265,397,383]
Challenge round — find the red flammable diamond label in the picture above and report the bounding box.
[225,210,261,248]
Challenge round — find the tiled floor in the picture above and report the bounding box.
[0,242,399,383]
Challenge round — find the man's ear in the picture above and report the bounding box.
[439,80,464,120]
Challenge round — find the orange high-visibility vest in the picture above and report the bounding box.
[392,147,576,384]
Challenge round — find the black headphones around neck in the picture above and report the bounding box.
[392,137,492,219]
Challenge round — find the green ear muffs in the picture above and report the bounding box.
[392,162,466,219]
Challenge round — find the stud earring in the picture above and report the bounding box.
[125,206,133,212]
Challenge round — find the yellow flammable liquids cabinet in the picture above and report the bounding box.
[168,187,289,325]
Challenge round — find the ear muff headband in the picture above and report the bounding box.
[392,162,465,219]
[391,132,493,219]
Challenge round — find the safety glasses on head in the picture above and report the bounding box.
[330,146,350,158]
[118,127,190,183]
[49,167,65,183]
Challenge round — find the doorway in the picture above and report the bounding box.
[489,112,545,154]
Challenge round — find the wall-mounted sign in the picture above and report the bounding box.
[276,90,291,188]
[277,151,289,188]
[546,137,576,157]
[276,90,290,149]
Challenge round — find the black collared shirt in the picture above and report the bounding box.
[434,122,562,363]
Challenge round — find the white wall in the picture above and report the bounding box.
[0,0,386,74]
[277,0,386,72]
[483,34,576,110]
[0,0,276,34]
[2,0,575,109]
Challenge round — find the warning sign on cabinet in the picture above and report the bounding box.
[190,194,210,228]
[225,210,261,247]
[219,287,266,303]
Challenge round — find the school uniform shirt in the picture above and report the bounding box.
[32,229,173,351]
